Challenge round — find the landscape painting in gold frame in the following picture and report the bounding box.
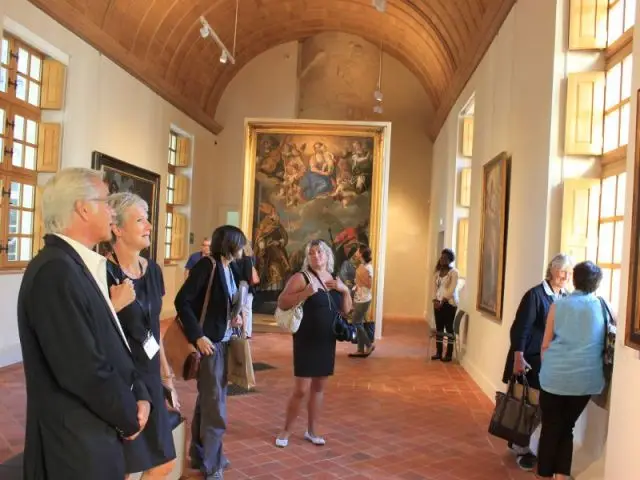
[625,90,640,350]
[240,119,389,330]
[476,151,511,321]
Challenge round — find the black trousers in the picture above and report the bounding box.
[537,389,590,477]
[434,302,456,357]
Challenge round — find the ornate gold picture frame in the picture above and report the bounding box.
[240,119,390,330]
[476,151,511,320]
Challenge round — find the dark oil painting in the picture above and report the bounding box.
[250,133,375,315]
[92,151,161,260]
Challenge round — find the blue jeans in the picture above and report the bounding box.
[353,301,372,352]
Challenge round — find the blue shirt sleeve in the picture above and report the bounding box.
[185,252,200,270]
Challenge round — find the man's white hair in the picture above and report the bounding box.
[42,168,105,234]
[301,239,335,273]
[108,192,148,229]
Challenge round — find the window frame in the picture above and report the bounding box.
[595,170,626,312]
[0,33,46,272]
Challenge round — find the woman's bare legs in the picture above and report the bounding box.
[278,377,310,439]
[307,377,328,436]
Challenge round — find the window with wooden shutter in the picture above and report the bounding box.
[40,59,66,110]
[606,0,635,47]
[456,218,469,278]
[458,168,472,207]
[169,212,187,260]
[565,71,605,155]
[603,53,633,154]
[165,130,192,263]
[560,178,600,264]
[32,185,44,256]
[460,117,474,157]
[173,175,190,206]
[569,0,608,50]
[0,34,62,271]
[175,137,191,167]
[595,172,626,312]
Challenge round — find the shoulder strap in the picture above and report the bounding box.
[199,256,217,327]
[300,270,311,285]
[598,296,613,354]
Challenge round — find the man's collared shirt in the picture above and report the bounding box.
[55,234,130,351]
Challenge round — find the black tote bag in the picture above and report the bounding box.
[488,375,542,447]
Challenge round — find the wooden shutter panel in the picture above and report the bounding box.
[40,59,67,110]
[461,117,474,157]
[173,175,190,205]
[37,123,61,173]
[32,186,45,257]
[560,178,600,263]
[458,168,472,207]
[456,218,469,278]
[569,0,607,51]
[175,137,191,167]
[565,72,605,155]
[170,213,187,260]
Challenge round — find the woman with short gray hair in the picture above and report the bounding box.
[501,252,574,471]
[105,192,177,478]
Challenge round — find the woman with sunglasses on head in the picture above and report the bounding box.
[105,192,177,479]
[275,239,353,448]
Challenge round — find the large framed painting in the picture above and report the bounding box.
[92,151,161,260]
[476,151,511,320]
[240,119,390,328]
[625,90,640,349]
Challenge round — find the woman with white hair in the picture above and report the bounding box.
[105,192,177,478]
[275,239,353,448]
[501,252,574,472]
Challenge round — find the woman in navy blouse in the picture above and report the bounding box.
[501,253,573,471]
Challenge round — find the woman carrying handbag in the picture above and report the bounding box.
[174,225,247,480]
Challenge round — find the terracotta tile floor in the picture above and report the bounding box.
[0,321,533,479]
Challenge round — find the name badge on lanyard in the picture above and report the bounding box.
[143,331,160,359]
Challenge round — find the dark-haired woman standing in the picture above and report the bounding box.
[175,225,247,480]
[536,261,607,480]
[431,248,459,362]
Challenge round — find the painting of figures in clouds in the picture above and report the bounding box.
[242,122,386,316]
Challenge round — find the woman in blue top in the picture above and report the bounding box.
[537,261,606,480]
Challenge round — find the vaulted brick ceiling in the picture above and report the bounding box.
[28,0,515,139]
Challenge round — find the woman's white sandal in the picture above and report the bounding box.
[304,431,326,446]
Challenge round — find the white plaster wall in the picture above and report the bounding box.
[431,0,559,397]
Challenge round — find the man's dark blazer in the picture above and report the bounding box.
[17,235,151,480]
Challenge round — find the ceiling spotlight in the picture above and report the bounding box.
[199,15,236,65]
[372,0,387,12]
[374,89,383,102]
[373,105,383,114]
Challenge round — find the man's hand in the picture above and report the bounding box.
[110,279,136,312]
[124,400,151,441]
[196,336,215,356]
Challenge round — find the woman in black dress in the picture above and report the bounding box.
[275,239,352,448]
[106,192,177,477]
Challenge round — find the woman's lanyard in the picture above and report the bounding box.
[110,251,152,332]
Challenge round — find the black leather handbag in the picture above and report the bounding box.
[308,269,357,343]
